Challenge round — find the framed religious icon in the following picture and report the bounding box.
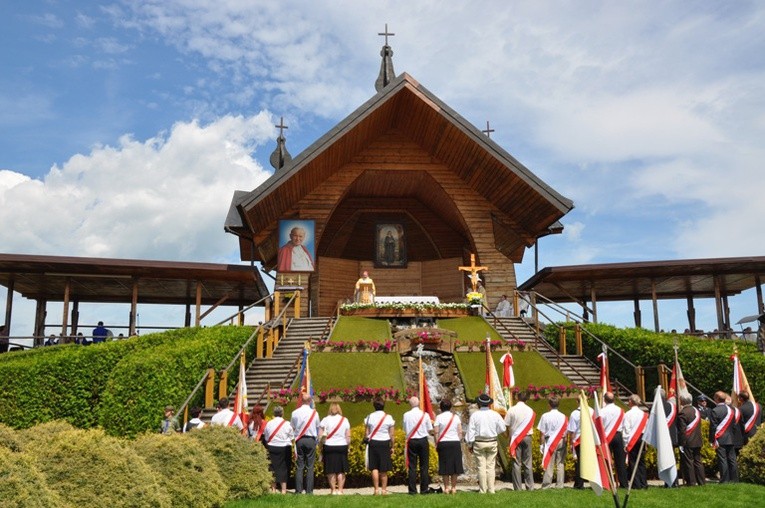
[375,223,407,268]
[276,219,316,273]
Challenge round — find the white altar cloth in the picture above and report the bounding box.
[374,296,440,305]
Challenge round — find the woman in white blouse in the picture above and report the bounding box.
[434,398,464,494]
[318,403,351,495]
[364,397,395,495]
[262,405,294,494]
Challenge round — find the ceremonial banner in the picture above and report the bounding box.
[231,352,249,431]
[297,343,314,407]
[578,392,606,496]
[484,338,507,415]
[643,385,677,487]
[500,352,515,408]
[668,353,691,402]
[731,350,756,408]
[597,351,612,397]
[418,357,436,421]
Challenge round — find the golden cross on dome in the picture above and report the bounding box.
[458,253,488,292]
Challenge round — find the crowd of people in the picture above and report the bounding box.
[165,387,762,495]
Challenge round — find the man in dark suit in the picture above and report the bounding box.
[677,394,705,486]
[708,391,737,483]
[737,391,762,446]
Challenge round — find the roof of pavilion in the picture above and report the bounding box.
[0,253,269,306]
[517,256,765,302]
[226,72,573,262]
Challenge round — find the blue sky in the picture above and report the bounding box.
[2,1,765,337]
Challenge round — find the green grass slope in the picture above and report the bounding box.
[329,317,392,341]
[437,317,502,342]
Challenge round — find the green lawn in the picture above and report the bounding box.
[329,317,392,341]
[225,483,764,507]
[437,317,502,342]
[310,353,404,390]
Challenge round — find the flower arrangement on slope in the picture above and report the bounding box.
[340,301,470,312]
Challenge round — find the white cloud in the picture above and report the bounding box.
[0,114,275,261]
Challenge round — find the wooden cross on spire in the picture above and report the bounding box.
[275,116,288,138]
[378,23,395,46]
[458,253,488,292]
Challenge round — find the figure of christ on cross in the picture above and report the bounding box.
[458,254,488,292]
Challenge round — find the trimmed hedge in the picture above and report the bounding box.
[0,447,66,508]
[0,326,255,436]
[739,425,765,484]
[545,323,764,401]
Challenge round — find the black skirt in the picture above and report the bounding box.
[367,439,393,472]
[267,444,292,483]
[436,440,464,475]
[322,444,349,474]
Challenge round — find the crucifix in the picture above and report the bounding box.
[378,23,395,46]
[482,120,495,138]
[275,116,288,138]
[458,253,488,292]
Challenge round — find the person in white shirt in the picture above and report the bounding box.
[290,393,320,494]
[465,393,507,494]
[434,398,463,494]
[183,406,205,433]
[495,294,512,317]
[622,394,648,489]
[504,390,536,491]
[364,397,395,495]
[403,396,433,495]
[318,403,351,495]
[537,396,567,489]
[209,397,243,430]
[263,405,294,494]
[601,391,628,487]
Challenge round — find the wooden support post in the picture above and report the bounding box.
[195,281,203,327]
[61,277,71,339]
[559,327,567,355]
[71,300,79,336]
[3,277,14,336]
[722,295,731,337]
[266,329,274,358]
[590,287,598,324]
[265,297,272,322]
[756,275,764,313]
[633,298,642,328]
[714,276,724,336]
[513,291,520,317]
[294,291,301,319]
[658,363,668,392]
[238,305,244,326]
[218,370,228,401]
[575,324,583,356]
[204,368,215,408]
[130,278,139,336]
[184,303,191,328]
[273,291,280,321]
[33,299,47,347]
[257,326,264,358]
[636,366,646,403]
[686,295,696,333]
[651,280,660,333]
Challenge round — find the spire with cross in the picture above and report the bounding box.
[375,23,397,92]
[269,116,292,171]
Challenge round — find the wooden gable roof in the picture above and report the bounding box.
[227,73,573,262]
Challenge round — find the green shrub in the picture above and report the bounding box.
[0,422,22,452]
[132,433,227,508]
[739,426,765,484]
[0,447,66,508]
[188,425,271,499]
[24,427,170,508]
[17,419,76,450]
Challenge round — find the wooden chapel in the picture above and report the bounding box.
[224,37,573,317]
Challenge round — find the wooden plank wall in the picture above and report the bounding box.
[316,257,359,316]
[359,261,422,298]
[422,257,464,303]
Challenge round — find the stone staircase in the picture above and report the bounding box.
[489,316,631,402]
[201,317,333,421]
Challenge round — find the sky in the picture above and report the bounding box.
[2,1,765,338]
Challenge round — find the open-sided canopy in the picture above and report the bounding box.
[0,253,268,306]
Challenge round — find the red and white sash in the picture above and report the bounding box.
[295,409,317,441]
[685,407,701,437]
[626,412,648,452]
[542,417,568,470]
[325,416,347,441]
[509,409,536,458]
[405,412,427,468]
[744,403,761,434]
[266,419,287,445]
[714,405,733,448]
[604,409,624,444]
[437,413,457,444]
[665,401,677,428]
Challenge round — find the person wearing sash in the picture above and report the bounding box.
[737,391,762,446]
[537,396,568,489]
[567,405,584,489]
[364,397,395,495]
[466,393,507,494]
[434,398,463,494]
[210,397,243,430]
[247,404,267,444]
[291,393,320,494]
[318,403,351,495]
[677,394,705,486]
[709,391,737,483]
[621,394,648,489]
[403,396,433,495]
[601,391,628,487]
[504,390,536,491]
[263,405,294,494]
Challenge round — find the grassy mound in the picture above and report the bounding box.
[437,317,502,342]
[330,317,392,341]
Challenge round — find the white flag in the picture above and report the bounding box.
[643,386,677,487]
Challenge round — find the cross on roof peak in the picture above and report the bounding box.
[378,23,395,46]
[275,116,288,138]
[482,121,495,138]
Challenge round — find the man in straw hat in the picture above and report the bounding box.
[465,393,506,493]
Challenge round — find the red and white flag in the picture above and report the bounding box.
[731,351,760,433]
[231,352,249,432]
[668,354,691,402]
[500,352,515,408]
[597,351,612,397]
